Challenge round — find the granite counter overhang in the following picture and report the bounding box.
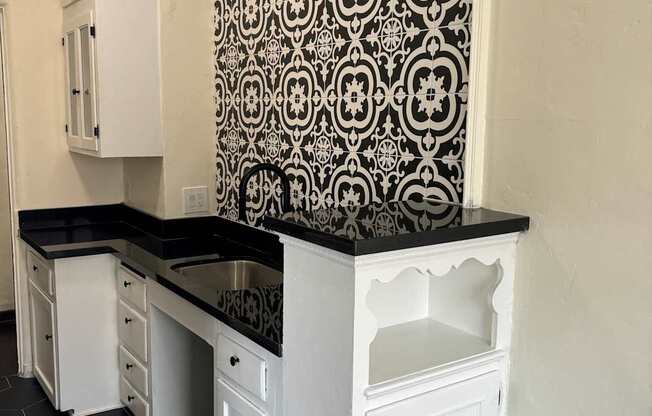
[264,198,530,256]
[19,207,284,357]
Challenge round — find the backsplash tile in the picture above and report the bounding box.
[215,0,472,226]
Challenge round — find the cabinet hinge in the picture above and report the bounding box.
[94,125,100,138]
[65,124,68,133]
[61,37,65,46]
[90,25,96,38]
[498,388,503,406]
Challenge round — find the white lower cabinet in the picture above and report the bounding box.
[216,379,265,416]
[366,372,500,416]
[25,248,121,415]
[28,282,58,407]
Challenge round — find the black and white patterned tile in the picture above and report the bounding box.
[214,0,472,226]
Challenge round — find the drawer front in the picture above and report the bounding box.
[216,334,267,402]
[27,251,54,297]
[117,267,147,313]
[366,371,500,416]
[118,300,148,362]
[120,377,149,416]
[119,345,148,398]
[216,379,265,416]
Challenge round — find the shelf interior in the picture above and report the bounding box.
[369,317,493,386]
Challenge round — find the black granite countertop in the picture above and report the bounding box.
[19,205,284,356]
[264,197,530,255]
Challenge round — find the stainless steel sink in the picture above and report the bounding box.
[171,259,282,291]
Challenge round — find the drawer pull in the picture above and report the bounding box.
[123,281,132,288]
[124,317,133,324]
[230,356,240,367]
[44,334,52,341]
[32,265,38,272]
[127,395,135,402]
[125,363,133,370]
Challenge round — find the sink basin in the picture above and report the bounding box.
[171,259,282,291]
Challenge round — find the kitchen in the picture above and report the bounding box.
[0,1,649,416]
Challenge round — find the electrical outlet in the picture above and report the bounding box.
[183,186,208,214]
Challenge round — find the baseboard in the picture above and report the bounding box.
[0,309,15,323]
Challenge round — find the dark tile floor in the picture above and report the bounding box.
[0,314,128,416]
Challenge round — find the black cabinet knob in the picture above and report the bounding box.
[229,356,240,367]
[125,363,133,370]
[124,317,133,324]
[123,281,132,288]
[127,395,135,402]
[45,334,52,341]
[32,265,38,272]
[72,89,80,95]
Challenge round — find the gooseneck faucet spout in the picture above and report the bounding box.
[238,163,291,222]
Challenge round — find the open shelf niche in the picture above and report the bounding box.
[366,259,502,386]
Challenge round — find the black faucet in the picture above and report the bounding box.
[238,163,291,222]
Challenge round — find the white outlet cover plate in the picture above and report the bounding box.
[183,186,209,214]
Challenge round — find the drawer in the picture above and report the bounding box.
[366,371,500,416]
[120,377,149,416]
[118,300,148,362]
[27,251,54,297]
[117,266,147,313]
[216,334,267,402]
[119,345,148,398]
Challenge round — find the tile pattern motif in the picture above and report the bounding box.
[215,0,472,225]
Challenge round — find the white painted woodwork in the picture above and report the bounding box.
[117,267,147,313]
[216,334,267,402]
[369,318,493,385]
[119,345,149,398]
[149,304,214,416]
[278,233,520,416]
[218,323,284,416]
[120,377,150,416]
[216,379,266,416]
[62,0,162,158]
[27,251,54,298]
[366,371,500,416]
[118,299,148,363]
[28,281,58,408]
[53,254,121,415]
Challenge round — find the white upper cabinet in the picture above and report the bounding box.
[63,0,162,158]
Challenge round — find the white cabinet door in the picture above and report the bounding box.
[29,282,58,407]
[63,10,98,152]
[216,379,266,416]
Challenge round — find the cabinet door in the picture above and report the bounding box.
[64,11,98,152]
[216,379,266,416]
[29,282,58,407]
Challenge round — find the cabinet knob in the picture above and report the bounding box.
[125,363,133,370]
[32,265,38,272]
[124,317,133,324]
[72,88,80,95]
[229,356,240,367]
[127,395,135,402]
[123,281,132,288]
[45,334,52,341]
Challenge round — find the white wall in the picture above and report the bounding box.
[4,0,124,211]
[124,0,214,219]
[483,1,652,415]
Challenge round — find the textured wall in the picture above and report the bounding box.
[483,1,652,415]
[214,0,472,225]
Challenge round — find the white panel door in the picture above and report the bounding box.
[63,10,98,152]
[216,379,266,416]
[29,282,58,407]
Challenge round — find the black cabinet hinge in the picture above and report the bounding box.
[90,25,96,38]
[498,388,503,406]
[65,124,68,133]
[61,37,65,46]
[94,125,100,138]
